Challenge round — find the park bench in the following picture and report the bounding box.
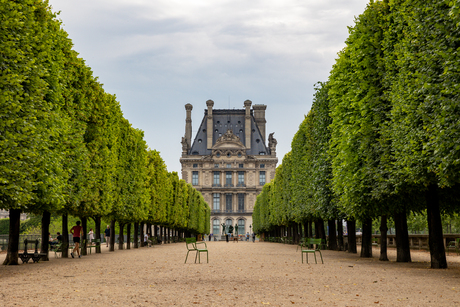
[69,239,85,255]
[51,242,65,258]
[184,237,208,264]
[372,238,379,246]
[447,238,460,256]
[18,239,47,264]
[301,238,324,264]
[87,239,101,254]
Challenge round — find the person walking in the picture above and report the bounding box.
[252,232,256,243]
[88,228,94,245]
[70,221,83,258]
[104,225,110,247]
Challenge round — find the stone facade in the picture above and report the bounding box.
[180,100,278,237]
[0,210,28,221]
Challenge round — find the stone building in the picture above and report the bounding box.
[0,210,28,221]
[180,100,278,238]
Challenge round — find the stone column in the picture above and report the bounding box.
[244,100,252,149]
[206,100,214,149]
[253,104,267,142]
[185,103,193,148]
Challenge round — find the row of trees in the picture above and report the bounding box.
[253,0,460,269]
[1,0,210,265]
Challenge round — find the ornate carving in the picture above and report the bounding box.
[216,129,241,144]
[268,132,277,155]
[181,136,188,153]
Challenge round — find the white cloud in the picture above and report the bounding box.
[49,0,370,172]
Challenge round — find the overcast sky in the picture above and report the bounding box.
[48,0,370,173]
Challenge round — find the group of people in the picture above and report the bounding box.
[220,232,256,242]
[47,221,96,259]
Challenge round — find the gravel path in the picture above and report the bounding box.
[1,240,459,306]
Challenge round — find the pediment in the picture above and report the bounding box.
[212,130,246,150]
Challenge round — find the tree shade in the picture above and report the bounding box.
[1,0,209,265]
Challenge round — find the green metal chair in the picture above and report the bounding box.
[447,238,460,256]
[53,242,65,258]
[185,238,208,264]
[301,238,323,264]
[296,238,307,252]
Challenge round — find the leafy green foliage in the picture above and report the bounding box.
[1,0,210,246]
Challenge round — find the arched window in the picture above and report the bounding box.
[213,219,220,235]
[238,219,245,235]
[226,219,232,228]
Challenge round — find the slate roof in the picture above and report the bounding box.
[189,109,269,156]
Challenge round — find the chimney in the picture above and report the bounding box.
[185,103,193,148]
[252,104,267,143]
[206,100,214,149]
[244,100,252,149]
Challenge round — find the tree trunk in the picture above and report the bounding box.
[134,222,139,248]
[360,218,373,258]
[126,223,131,250]
[337,219,344,251]
[62,214,69,258]
[109,220,115,252]
[314,221,319,239]
[394,210,411,262]
[379,215,389,261]
[426,184,447,269]
[294,223,299,244]
[81,217,87,256]
[95,216,101,253]
[40,210,51,261]
[308,221,313,238]
[3,209,21,265]
[140,222,145,247]
[118,222,124,250]
[327,219,337,250]
[347,219,357,253]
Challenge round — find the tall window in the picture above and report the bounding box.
[226,219,232,230]
[213,219,220,235]
[238,194,244,212]
[226,171,232,186]
[259,171,266,186]
[213,193,220,211]
[238,219,245,235]
[238,171,244,185]
[213,172,220,185]
[192,171,199,185]
[226,194,232,212]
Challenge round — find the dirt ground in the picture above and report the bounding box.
[0,240,459,306]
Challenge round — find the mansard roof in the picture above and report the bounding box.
[189,109,269,156]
